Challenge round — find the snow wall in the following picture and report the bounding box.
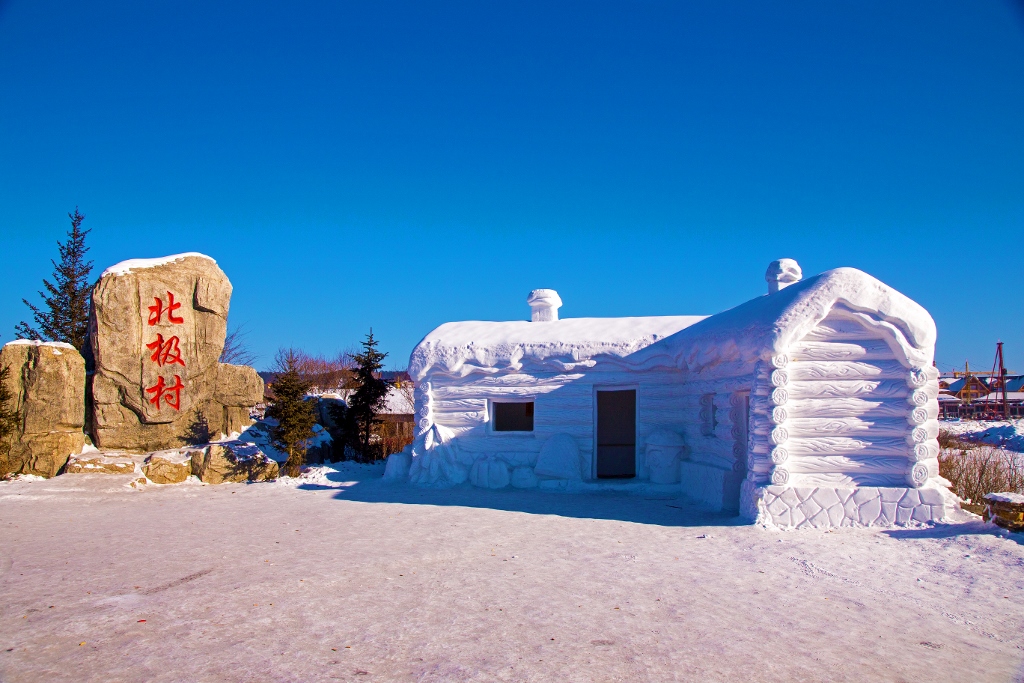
[385,264,956,529]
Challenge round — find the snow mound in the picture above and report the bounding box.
[3,340,76,351]
[940,419,1024,453]
[101,252,215,277]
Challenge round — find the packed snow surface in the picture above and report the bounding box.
[1,469,1021,682]
[101,252,214,277]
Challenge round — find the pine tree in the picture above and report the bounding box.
[0,362,20,479]
[347,330,390,461]
[16,208,94,352]
[266,349,318,477]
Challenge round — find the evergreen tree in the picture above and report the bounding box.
[16,208,94,351]
[266,350,318,477]
[347,330,389,461]
[0,362,20,479]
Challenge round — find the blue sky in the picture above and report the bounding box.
[1,1,1022,372]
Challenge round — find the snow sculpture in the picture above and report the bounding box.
[527,289,562,322]
[765,258,802,294]
[470,457,511,489]
[534,433,584,480]
[401,262,954,529]
[645,430,687,484]
[511,466,539,488]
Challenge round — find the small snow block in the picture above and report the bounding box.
[836,488,855,504]
[766,496,790,518]
[852,487,879,506]
[858,497,882,526]
[826,503,846,528]
[879,488,905,504]
[811,488,842,510]
[807,507,832,528]
[778,488,801,508]
[843,496,860,521]
[918,487,945,506]
[911,505,935,523]
[796,498,822,522]
[898,489,921,508]
[896,506,914,525]
[510,466,538,489]
[795,487,815,503]
[773,507,792,528]
[879,502,897,525]
[470,457,510,489]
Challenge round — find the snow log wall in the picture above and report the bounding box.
[741,309,948,528]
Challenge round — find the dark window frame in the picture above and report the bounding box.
[491,401,535,432]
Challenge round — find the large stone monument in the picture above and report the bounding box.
[0,340,86,477]
[89,253,263,451]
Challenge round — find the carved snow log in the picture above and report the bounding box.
[432,411,488,429]
[783,436,914,457]
[784,417,911,438]
[785,380,911,400]
[457,436,542,453]
[787,360,905,382]
[784,455,909,475]
[802,319,885,342]
[689,450,740,471]
[789,339,895,362]
[781,397,917,420]
[689,436,738,459]
[431,398,488,413]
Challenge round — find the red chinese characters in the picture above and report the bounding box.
[146,334,186,368]
[144,290,187,410]
[145,375,184,411]
[148,291,184,326]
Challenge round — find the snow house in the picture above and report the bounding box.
[386,260,954,529]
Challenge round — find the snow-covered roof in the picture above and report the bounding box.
[975,392,1024,403]
[410,267,936,380]
[410,316,707,380]
[101,252,215,277]
[627,267,936,372]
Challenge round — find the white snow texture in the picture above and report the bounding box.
[395,261,951,529]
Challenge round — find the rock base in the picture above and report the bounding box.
[143,451,193,484]
[747,483,953,529]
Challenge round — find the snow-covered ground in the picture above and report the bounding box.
[1,467,1022,683]
[941,419,1024,453]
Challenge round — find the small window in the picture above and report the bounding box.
[492,402,534,432]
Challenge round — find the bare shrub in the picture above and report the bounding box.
[938,444,1024,503]
[220,324,258,366]
[271,348,355,395]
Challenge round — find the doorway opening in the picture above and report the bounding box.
[596,389,636,478]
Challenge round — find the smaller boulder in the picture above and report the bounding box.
[192,442,279,484]
[470,456,510,489]
[511,466,538,489]
[534,434,583,480]
[64,453,138,475]
[383,448,412,481]
[143,450,193,484]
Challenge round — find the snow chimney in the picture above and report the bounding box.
[527,289,562,322]
[765,259,802,294]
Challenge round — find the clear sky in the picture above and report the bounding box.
[1,1,1022,373]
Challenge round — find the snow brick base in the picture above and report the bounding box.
[743,480,953,529]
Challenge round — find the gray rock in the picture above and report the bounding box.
[191,442,278,484]
[88,254,263,451]
[0,341,86,478]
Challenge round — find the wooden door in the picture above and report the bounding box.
[596,390,636,478]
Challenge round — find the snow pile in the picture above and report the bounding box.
[3,340,77,351]
[100,252,214,277]
[940,419,1024,452]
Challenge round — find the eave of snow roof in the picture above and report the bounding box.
[626,267,936,373]
[101,252,215,277]
[409,315,708,380]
